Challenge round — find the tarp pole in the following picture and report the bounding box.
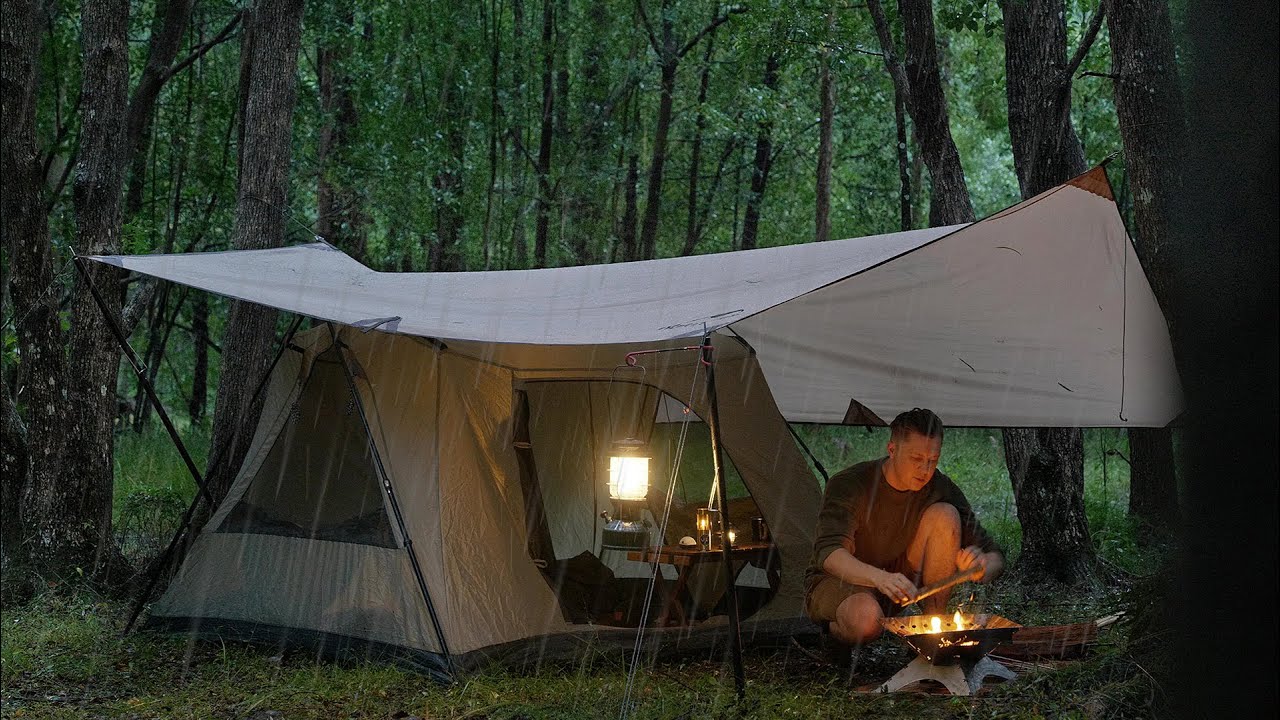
[330,328,456,677]
[116,304,305,636]
[704,331,745,702]
[74,257,213,507]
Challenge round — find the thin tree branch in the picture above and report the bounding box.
[676,6,746,59]
[1063,3,1107,85]
[866,0,912,110]
[634,0,663,58]
[159,11,242,85]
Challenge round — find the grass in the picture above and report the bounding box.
[0,590,1168,719]
[0,424,1172,718]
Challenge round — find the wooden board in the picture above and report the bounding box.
[993,621,1099,659]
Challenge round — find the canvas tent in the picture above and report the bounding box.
[90,166,1181,673]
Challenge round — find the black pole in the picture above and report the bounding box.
[330,328,456,676]
[119,308,305,636]
[704,331,745,701]
[74,257,213,506]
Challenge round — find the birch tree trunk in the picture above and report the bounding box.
[203,0,305,508]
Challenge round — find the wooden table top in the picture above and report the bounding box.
[627,542,774,566]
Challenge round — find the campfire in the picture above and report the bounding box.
[876,612,1021,695]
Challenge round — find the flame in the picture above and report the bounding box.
[930,616,942,633]
[954,611,965,631]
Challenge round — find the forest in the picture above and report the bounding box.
[1,0,1276,718]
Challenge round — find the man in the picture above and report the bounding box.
[804,408,1004,646]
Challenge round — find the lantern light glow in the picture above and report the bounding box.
[608,455,650,501]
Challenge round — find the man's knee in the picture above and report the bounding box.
[832,593,884,644]
[921,502,960,538]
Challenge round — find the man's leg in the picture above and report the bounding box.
[829,591,885,645]
[904,502,961,615]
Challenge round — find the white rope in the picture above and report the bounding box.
[619,358,703,719]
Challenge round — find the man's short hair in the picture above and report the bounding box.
[890,408,944,441]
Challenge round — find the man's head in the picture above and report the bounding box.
[884,408,945,491]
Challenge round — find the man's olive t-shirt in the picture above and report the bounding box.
[804,458,1000,587]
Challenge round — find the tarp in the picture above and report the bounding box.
[89,167,1181,427]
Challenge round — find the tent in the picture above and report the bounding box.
[89,166,1181,674]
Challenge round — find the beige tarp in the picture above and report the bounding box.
[90,167,1181,428]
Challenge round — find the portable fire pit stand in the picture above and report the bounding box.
[876,613,1020,696]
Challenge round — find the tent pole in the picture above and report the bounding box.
[117,307,305,636]
[330,329,456,677]
[74,257,213,507]
[703,331,745,702]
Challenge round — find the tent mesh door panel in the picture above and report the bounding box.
[217,350,397,547]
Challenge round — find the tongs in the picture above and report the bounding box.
[899,565,983,607]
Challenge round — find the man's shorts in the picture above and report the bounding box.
[804,574,900,623]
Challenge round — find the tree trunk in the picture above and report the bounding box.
[2,0,60,568]
[898,0,975,225]
[316,2,368,263]
[123,0,196,219]
[1003,429,1097,583]
[572,0,610,264]
[1169,0,1277,711]
[739,53,781,251]
[1105,0,1186,539]
[682,11,717,257]
[639,56,676,260]
[1001,0,1098,587]
[621,131,639,263]
[867,0,916,231]
[1126,427,1178,539]
[533,0,555,268]
[188,292,210,424]
[815,8,835,244]
[482,0,502,269]
[1001,0,1087,199]
[509,0,529,268]
[203,0,305,508]
[54,0,132,583]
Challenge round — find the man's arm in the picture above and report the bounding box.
[823,546,918,604]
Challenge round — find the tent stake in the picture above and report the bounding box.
[117,308,305,636]
[704,331,745,702]
[330,328,456,677]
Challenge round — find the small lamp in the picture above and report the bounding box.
[600,438,652,550]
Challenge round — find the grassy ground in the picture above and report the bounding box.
[1,591,1164,719]
[1,425,1171,718]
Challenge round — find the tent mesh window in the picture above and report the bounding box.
[216,350,397,547]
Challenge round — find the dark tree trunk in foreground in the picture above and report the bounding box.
[1171,1,1277,713]
[739,53,781,251]
[1105,0,1185,539]
[1,0,59,567]
[898,0,975,226]
[1001,0,1100,586]
[204,0,305,508]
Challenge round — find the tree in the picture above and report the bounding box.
[738,52,781,251]
[202,0,306,508]
[635,0,742,260]
[999,0,1104,586]
[1104,0,1184,540]
[1,0,56,568]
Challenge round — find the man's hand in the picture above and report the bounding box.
[955,545,988,580]
[875,570,918,605]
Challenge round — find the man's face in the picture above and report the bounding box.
[886,430,943,491]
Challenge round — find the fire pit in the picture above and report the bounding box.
[876,612,1020,695]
